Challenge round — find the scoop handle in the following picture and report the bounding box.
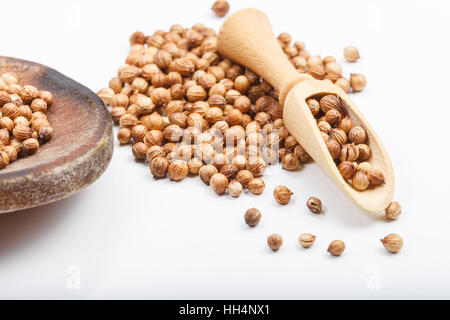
[218,8,312,104]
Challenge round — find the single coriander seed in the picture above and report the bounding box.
[228,180,243,198]
[307,196,322,214]
[150,157,169,179]
[381,234,403,253]
[168,160,188,181]
[267,234,283,252]
[298,233,316,248]
[385,202,402,220]
[210,173,229,195]
[350,73,367,92]
[343,46,360,62]
[328,240,345,256]
[273,185,293,205]
[244,208,261,227]
[211,0,230,17]
[247,178,265,195]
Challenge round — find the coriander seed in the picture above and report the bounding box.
[228,180,243,197]
[210,172,228,195]
[381,234,403,253]
[350,73,367,92]
[307,196,322,214]
[168,160,188,181]
[235,169,253,187]
[0,151,10,169]
[367,168,385,186]
[328,240,345,256]
[352,170,370,191]
[298,233,316,248]
[150,157,169,179]
[338,161,356,180]
[244,208,261,227]
[247,178,265,195]
[211,0,230,17]
[267,234,283,252]
[348,126,367,145]
[273,185,293,205]
[343,46,360,62]
[199,164,219,185]
[385,202,402,220]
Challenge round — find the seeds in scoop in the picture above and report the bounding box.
[307,196,322,213]
[328,240,345,256]
[343,46,360,62]
[244,208,261,227]
[267,234,283,252]
[273,185,293,205]
[338,161,356,180]
[381,234,403,253]
[348,126,367,145]
[385,202,402,220]
[298,233,316,248]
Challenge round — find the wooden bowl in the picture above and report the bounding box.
[0,56,114,214]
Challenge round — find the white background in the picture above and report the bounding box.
[0,0,449,299]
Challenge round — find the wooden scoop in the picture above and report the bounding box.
[219,8,394,213]
[0,56,113,214]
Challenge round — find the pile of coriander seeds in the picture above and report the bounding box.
[97,24,369,197]
[0,72,54,170]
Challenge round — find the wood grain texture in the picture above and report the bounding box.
[219,9,394,212]
[218,8,313,105]
[0,56,114,214]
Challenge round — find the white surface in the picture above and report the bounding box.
[0,0,449,299]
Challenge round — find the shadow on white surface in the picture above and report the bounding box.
[0,194,80,260]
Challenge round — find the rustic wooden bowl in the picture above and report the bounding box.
[0,56,114,214]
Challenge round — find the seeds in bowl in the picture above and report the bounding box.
[0,72,54,170]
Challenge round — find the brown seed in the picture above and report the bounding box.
[4,145,17,163]
[273,185,293,205]
[368,168,385,186]
[199,164,219,185]
[357,144,371,161]
[0,151,10,169]
[132,142,148,160]
[168,160,189,181]
[307,196,322,214]
[352,170,370,191]
[385,202,402,220]
[381,234,403,253]
[326,139,341,160]
[117,127,132,144]
[350,73,367,92]
[247,178,265,195]
[21,138,39,155]
[319,95,341,113]
[298,233,316,248]
[235,170,253,188]
[293,145,311,163]
[220,164,239,180]
[228,180,243,197]
[328,240,345,256]
[267,234,283,252]
[150,157,169,179]
[12,124,30,140]
[244,208,261,227]
[348,126,367,144]
[281,153,299,171]
[38,125,54,143]
[325,109,342,125]
[340,143,359,162]
[343,46,360,62]
[211,0,229,17]
[210,173,229,195]
[329,128,347,145]
[338,161,356,180]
